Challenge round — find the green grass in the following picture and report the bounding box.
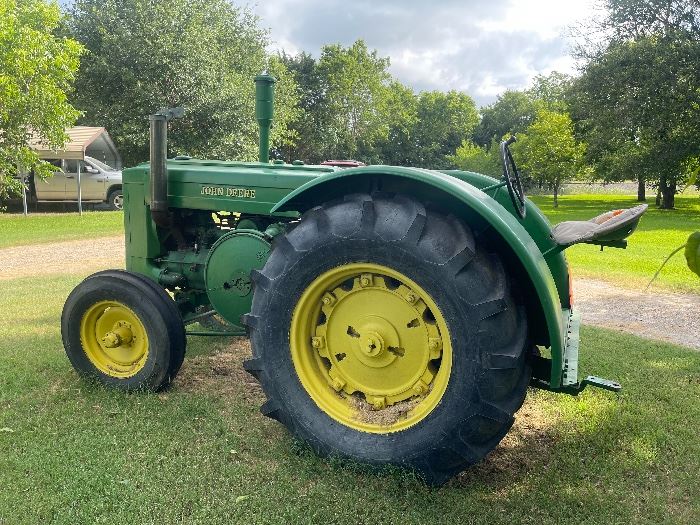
[532,194,700,292]
[1,273,699,524]
[0,211,123,248]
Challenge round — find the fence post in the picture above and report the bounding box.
[77,161,82,216]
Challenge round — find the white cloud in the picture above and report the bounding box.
[248,0,598,105]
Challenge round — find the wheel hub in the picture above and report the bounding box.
[312,272,443,407]
[79,301,149,377]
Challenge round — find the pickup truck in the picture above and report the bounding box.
[32,156,123,210]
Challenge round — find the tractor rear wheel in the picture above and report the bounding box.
[244,193,530,485]
[61,270,186,391]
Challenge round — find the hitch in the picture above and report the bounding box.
[532,370,622,396]
[567,375,622,395]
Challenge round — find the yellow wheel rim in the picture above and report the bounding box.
[290,263,452,433]
[79,301,149,378]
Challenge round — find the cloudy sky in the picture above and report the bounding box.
[250,0,599,106]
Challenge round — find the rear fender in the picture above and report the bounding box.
[272,166,568,388]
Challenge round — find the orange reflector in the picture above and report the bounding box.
[568,270,574,306]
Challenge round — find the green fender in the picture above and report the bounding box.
[271,165,567,388]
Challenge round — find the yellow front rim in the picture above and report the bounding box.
[79,301,149,378]
[290,263,452,433]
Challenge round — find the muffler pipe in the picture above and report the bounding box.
[149,107,183,227]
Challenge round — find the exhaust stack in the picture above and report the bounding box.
[149,107,184,226]
[255,74,276,164]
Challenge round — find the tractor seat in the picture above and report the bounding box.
[551,204,648,247]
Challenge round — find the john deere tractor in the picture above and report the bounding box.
[61,75,647,484]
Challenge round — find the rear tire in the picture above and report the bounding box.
[244,193,531,485]
[62,270,186,391]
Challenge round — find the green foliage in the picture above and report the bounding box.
[282,41,478,168]
[67,0,299,166]
[526,72,573,111]
[448,139,501,177]
[281,41,394,164]
[685,231,700,277]
[571,0,700,208]
[514,109,585,206]
[377,81,419,166]
[277,51,324,163]
[0,0,82,201]
[602,0,699,40]
[472,90,538,147]
[411,90,479,169]
[316,41,392,162]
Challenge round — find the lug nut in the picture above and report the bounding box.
[369,396,387,410]
[412,380,428,395]
[405,292,417,303]
[331,378,346,392]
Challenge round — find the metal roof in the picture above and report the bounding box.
[29,126,119,162]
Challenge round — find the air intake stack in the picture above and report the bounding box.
[254,73,276,164]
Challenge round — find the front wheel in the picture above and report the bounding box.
[244,193,531,485]
[61,270,186,391]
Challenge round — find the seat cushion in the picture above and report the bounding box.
[551,204,648,246]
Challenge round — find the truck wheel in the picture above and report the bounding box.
[244,193,531,485]
[107,188,124,210]
[61,270,186,391]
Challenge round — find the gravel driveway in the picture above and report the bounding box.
[2,235,698,350]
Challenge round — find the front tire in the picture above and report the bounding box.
[61,270,186,391]
[244,193,530,485]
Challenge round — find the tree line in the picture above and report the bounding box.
[1,0,698,208]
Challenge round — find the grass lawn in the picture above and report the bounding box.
[0,211,123,249]
[531,194,700,293]
[1,273,699,524]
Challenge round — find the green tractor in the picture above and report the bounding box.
[61,75,648,484]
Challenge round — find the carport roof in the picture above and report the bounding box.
[29,126,117,161]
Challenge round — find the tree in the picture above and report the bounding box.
[472,90,538,148]
[412,90,479,169]
[572,35,700,207]
[278,51,325,163]
[513,109,585,207]
[281,41,394,164]
[447,139,501,178]
[599,0,699,41]
[67,0,299,166]
[377,81,418,166]
[526,72,573,111]
[315,40,392,162]
[571,0,700,207]
[0,0,82,203]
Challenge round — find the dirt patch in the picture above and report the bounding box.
[174,337,263,403]
[0,235,124,280]
[575,277,700,350]
[349,394,423,427]
[454,395,558,487]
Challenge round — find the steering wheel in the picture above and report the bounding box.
[500,136,526,219]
